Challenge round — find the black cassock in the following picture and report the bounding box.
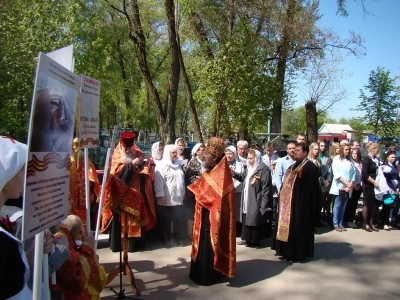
[271,160,320,261]
[189,207,222,286]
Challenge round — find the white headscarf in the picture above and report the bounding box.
[151,142,162,162]
[226,145,237,156]
[191,143,203,157]
[0,137,27,192]
[175,138,185,145]
[247,150,262,176]
[162,144,185,197]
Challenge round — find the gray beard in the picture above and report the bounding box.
[121,151,135,164]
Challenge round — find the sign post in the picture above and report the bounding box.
[22,52,80,299]
[79,75,100,234]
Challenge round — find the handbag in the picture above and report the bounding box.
[383,193,395,205]
[339,189,349,200]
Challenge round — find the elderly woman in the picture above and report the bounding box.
[147,142,164,181]
[329,144,355,232]
[0,137,33,298]
[361,142,380,232]
[184,143,205,239]
[240,149,273,248]
[154,145,186,246]
[225,145,246,236]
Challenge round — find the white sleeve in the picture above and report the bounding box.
[154,165,165,197]
[382,165,392,173]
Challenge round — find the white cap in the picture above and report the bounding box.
[0,137,27,191]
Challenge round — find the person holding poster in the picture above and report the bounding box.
[69,138,101,231]
[0,136,33,299]
[101,132,154,252]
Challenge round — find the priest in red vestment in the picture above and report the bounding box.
[188,137,236,285]
[271,142,320,261]
[101,132,154,252]
[69,138,101,231]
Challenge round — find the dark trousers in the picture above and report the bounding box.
[380,202,392,225]
[272,197,278,230]
[344,188,362,222]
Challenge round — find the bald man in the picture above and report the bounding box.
[51,215,105,300]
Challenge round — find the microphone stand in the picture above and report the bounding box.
[107,161,146,299]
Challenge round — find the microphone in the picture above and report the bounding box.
[136,158,147,170]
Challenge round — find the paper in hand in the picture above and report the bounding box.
[259,207,272,215]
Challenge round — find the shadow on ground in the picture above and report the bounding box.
[101,257,192,300]
[227,259,291,288]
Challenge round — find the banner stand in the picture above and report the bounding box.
[94,148,111,252]
[33,232,44,300]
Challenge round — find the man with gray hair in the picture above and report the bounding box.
[237,140,248,164]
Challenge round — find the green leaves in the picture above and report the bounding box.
[356,67,400,137]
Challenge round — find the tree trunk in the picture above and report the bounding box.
[115,40,133,127]
[126,0,181,144]
[176,29,203,142]
[271,0,297,135]
[164,0,180,143]
[305,100,318,143]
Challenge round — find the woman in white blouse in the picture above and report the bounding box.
[154,144,186,246]
[343,148,362,228]
[329,144,356,232]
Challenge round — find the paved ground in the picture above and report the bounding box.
[98,227,400,300]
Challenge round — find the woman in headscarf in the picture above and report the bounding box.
[0,136,33,299]
[184,143,205,239]
[240,149,273,248]
[175,138,187,160]
[147,142,164,181]
[154,145,186,246]
[225,145,246,236]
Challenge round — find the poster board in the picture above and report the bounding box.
[22,52,80,241]
[79,75,100,148]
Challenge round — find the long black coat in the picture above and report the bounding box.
[271,160,319,260]
[242,162,273,227]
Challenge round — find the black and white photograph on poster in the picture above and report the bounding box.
[22,53,80,241]
[30,72,78,152]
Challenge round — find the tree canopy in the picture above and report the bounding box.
[0,0,366,144]
[355,67,400,137]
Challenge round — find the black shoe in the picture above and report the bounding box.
[245,241,255,248]
[315,221,324,228]
[370,224,379,232]
[363,224,372,232]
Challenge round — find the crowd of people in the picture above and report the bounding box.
[2,132,400,298]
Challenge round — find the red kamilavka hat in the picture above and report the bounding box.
[120,132,135,148]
